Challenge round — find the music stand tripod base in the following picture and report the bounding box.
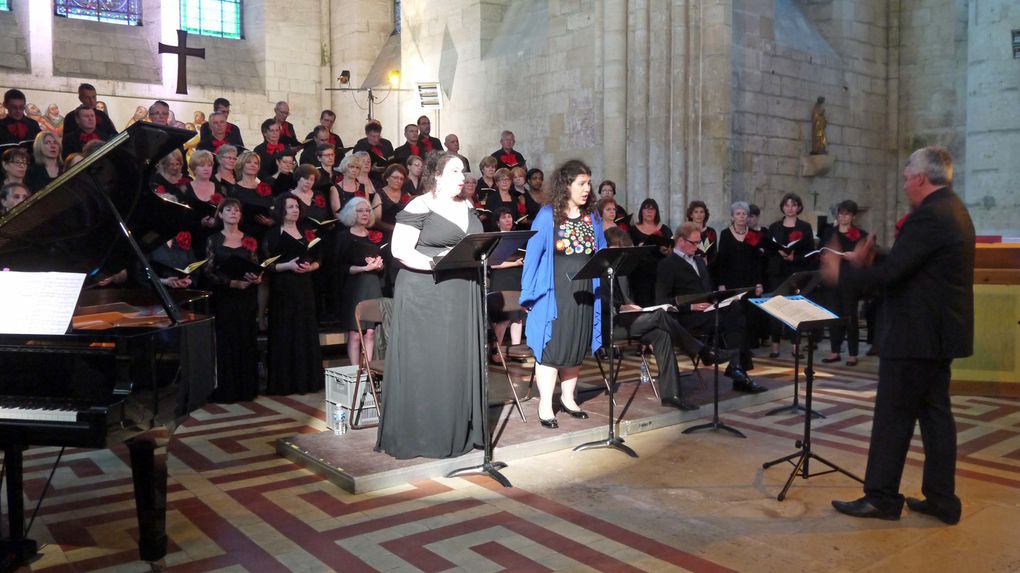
[567,246,653,460]
[446,460,511,487]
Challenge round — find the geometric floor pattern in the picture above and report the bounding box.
[13,354,1020,572]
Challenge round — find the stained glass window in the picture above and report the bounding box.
[394,0,401,34]
[181,0,242,40]
[0,1,9,12]
[55,0,142,25]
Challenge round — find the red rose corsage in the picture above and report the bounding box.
[367,230,383,244]
[354,188,366,198]
[256,182,272,197]
[500,153,517,166]
[788,230,803,242]
[210,192,224,206]
[175,231,192,250]
[706,228,717,243]
[313,194,326,208]
[516,201,527,216]
[895,212,910,238]
[304,229,316,242]
[154,185,167,195]
[845,226,861,242]
[400,193,412,205]
[746,229,763,247]
[241,236,258,252]
[619,223,631,233]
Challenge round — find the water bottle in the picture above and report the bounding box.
[640,360,652,385]
[333,407,349,436]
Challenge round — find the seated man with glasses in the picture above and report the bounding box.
[655,222,767,394]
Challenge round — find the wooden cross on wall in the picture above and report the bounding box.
[158,30,206,95]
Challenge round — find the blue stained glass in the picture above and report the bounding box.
[55,0,142,26]
[181,0,242,40]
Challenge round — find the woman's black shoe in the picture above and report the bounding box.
[539,417,559,429]
[821,355,842,363]
[561,407,589,419]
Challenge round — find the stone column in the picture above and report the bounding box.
[598,0,628,203]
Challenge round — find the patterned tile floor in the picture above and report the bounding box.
[10,351,1020,572]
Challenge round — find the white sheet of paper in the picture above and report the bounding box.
[0,271,86,335]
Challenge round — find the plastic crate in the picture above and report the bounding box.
[325,365,377,409]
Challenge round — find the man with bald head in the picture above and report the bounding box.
[444,133,470,173]
[272,100,299,146]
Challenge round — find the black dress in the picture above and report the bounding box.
[377,188,410,295]
[228,181,276,242]
[294,189,337,323]
[480,188,522,231]
[541,214,597,367]
[628,223,673,307]
[205,233,260,403]
[336,229,384,331]
[180,183,225,256]
[376,205,485,460]
[710,227,763,289]
[263,227,324,395]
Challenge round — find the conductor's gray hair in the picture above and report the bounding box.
[907,146,953,186]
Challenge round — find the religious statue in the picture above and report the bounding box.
[193,110,206,127]
[125,105,147,128]
[811,96,827,155]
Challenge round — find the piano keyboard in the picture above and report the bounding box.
[0,398,82,423]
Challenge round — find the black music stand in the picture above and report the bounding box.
[759,314,863,500]
[443,230,535,488]
[570,246,653,458]
[676,287,754,438]
[763,271,826,419]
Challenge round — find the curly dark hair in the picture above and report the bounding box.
[549,159,594,226]
[685,200,710,223]
[421,152,468,201]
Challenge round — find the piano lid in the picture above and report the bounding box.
[0,122,196,277]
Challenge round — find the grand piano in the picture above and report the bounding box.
[0,122,215,569]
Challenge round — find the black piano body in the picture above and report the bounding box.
[0,122,214,569]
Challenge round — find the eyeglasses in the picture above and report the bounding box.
[355,208,372,213]
[679,237,699,246]
[6,160,28,166]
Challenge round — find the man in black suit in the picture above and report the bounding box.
[827,147,974,525]
[655,222,766,393]
[199,97,244,147]
[352,120,394,188]
[62,84,117,144]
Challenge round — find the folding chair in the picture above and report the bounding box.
[350,297,391,429]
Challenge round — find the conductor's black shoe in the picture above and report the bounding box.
[906,497,961,525]
[832,498,901,521]
[561,406,589,419]
[661,395,700,411]
[539,417,559,429]
[698,347,735,367]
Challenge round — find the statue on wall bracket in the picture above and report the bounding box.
[802,96,833,177]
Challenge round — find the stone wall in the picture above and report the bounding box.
[0,0,30,73]
[963,0,1019,235]
[0,0,325,148]
[730,0,892,236]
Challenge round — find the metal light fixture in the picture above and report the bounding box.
[338,70,350,85]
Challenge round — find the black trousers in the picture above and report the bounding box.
[616,309,703,398]
[863,358,960,514]
[677,304,751,369]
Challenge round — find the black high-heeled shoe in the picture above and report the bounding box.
[560,406,589,419]
[821,354,842,363]
[539,417,559,429]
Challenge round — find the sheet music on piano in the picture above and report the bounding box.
[0,271,85,335]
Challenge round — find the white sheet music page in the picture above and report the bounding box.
[0,271,86,335]
[759,295,837,330]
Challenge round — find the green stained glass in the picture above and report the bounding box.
[0,1,9,12]
[181,0,242,40]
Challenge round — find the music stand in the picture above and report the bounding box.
[570,246,654,458]
[763,271,825,419]
[755,307,863,500]
[443,230,535,488]
[676,287,754,438]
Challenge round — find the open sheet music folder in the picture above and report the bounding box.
[749,295,840,331]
